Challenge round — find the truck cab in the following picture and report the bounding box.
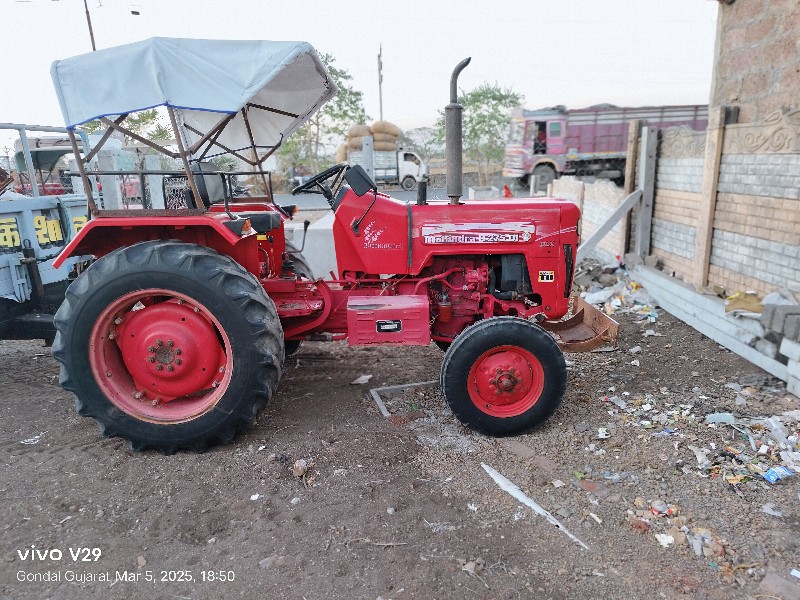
[397,150,427,189]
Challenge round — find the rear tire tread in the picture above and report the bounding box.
[53,240,283,453]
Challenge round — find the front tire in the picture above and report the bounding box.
[53,241,284,452]
[401,176,416,191]
[440,317,566,436]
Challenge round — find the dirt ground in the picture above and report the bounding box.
[2,310,799,600]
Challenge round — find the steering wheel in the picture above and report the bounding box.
[291,164,349,207]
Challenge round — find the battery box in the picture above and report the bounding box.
[346,295,431,346]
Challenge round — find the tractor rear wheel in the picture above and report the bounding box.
[52,240,284,453]
[440,317,566,436]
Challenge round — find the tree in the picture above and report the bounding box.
[278,53,369,175]
[399,127,443,164]
[436,83,523,185]
[81,109,170,143]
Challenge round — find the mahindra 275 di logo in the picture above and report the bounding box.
[421,222,535,245]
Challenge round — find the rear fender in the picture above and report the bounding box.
[52,214,260,275]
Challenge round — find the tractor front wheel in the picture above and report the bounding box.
[440,317,566,436]
[53,240,284,453]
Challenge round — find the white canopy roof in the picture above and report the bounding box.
[51,37,335,157]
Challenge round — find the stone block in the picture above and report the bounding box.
[780,338,800,362]
[758,572,800,600]
[644,255,661,268]
[785,315,800,341]
[771,305,800,334]
[788,360,800,380]
[468,186,499,200]
[624,253,643,267]
[761,303,779,328]
[788,375,800,398]
[756,338,779,359]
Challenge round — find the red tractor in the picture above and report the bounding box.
[50,39,617,452]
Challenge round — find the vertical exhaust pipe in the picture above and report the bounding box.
[446,57,471,204]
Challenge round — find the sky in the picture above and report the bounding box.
[1,0,719,150]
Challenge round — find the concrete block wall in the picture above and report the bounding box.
[707,152,800,295]
[552,177,625,263]
[718,154,800,200]
[708,0,800,295]
[711,0,800,123]
[655,158,704,194]
[651,187,700,279]
[651,132,705,281]
[624,2,800,390]
[709,228,799,292]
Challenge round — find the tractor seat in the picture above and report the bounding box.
[191,161,226,208]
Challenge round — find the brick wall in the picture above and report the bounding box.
[712,0,800,122]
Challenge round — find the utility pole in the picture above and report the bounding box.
[83,0,97,51]
[377,45,383,121]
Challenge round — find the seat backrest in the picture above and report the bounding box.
[190,161,227,208]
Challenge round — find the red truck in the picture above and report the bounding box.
[503,104,708,191]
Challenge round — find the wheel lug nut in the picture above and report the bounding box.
[167,365,174,372]
[108,332,115,340]
[175,348,182,355]
[148,345,155,352]
[175,359,182,365]
[167,340,174,347]
[218,366,225,373]
[134,392,142,399]
[193,307,200,313]
[156,365,163,371]
[106,371,112,377]
[148,357,155,363]
[156,339,163,346]
[212,380,219,388]
[151,399,159,406]
[114,317,123,325]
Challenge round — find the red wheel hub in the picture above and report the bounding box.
[468,345,544,417]
[116,300,223,399]
[89,289,232,423]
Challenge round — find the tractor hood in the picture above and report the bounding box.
[50,37,336,155]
